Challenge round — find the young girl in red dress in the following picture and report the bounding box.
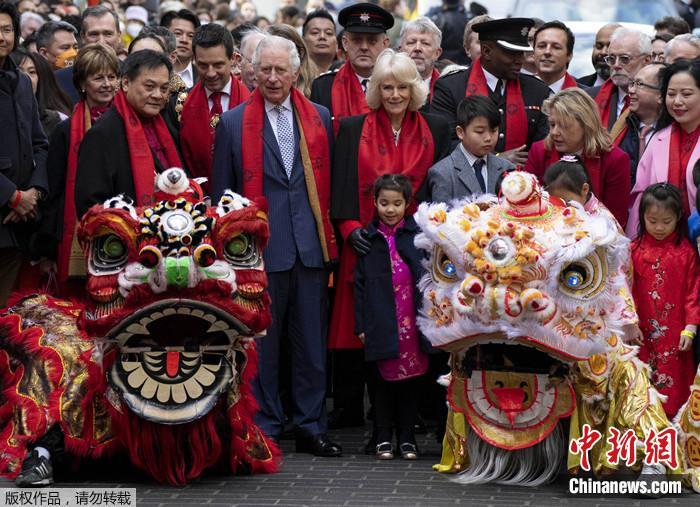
[631,183,700,417]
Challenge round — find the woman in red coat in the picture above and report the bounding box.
[329,49,450,428]
[524,88,631,227]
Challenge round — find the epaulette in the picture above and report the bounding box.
[439,65,469,78]
[317,68,340,78]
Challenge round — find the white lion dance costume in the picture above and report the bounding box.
[414,171,700,491]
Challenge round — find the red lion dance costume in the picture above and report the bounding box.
[0,169,280,485]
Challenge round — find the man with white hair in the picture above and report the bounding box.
[19,11,43,40]
[399,16,442,102]
[239,29,265,90]
[589,27,651,133]
[664,33,700,64]
[211,35,341,458]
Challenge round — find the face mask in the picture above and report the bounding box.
[55,48,77,69]
[126,22,143,37]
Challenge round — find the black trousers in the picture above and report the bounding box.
[373,370,422,445]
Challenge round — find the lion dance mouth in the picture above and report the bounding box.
[0,172,280,485]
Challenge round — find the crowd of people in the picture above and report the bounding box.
[2,0,700,485]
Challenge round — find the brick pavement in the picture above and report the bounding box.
[1,425,698,507]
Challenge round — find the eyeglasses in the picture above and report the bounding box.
[603,54,642,66]
[628,79,660,91]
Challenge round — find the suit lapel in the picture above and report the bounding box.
[453,148,481,195]
[484,154,502,194]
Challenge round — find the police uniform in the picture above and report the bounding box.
[309,2,393,120]
[430,18,550,151]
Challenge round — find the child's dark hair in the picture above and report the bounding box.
[373,174,412,202]
[637,183,684,244]
[456,95,500,130]
[542,156,591,199]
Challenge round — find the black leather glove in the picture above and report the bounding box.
[348,227,371,256]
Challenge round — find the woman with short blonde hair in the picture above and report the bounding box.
[328,50,451,441]
[524,87,631,226]
[41,42,121,289]
[72,43,120,101]
[365,50,428,112]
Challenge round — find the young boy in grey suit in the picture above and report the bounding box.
[427,96,514,202]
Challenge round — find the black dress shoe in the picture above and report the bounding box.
[295,434,342,457]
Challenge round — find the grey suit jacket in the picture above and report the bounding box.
[427,146,515,203]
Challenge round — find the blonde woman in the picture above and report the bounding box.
[524,87,631,227]
[328,50,450,446]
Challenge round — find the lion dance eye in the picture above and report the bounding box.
[558,248,607,300]
[442,259,457,277]
[91,234,129,274]
[562,266,586,289]
[102,235,126,258]
[226,235,248,257]
[432,247,458,283]
[223,233,260,268]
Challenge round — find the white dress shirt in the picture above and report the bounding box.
[617,89,628,117]
[178,61,194,89]
[482,67,502,94]
[548,74,567,95]
[265,95,294,146]
[206,77,232,112]
[355,72,370,93]
[459,144,488,186]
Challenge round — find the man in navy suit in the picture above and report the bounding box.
[211,35,341,457]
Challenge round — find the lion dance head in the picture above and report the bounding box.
[415,171,630,485]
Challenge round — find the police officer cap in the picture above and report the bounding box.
[338,2,394,34]
[472,18,534,52]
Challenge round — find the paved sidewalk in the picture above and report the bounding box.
[1,425,697,507]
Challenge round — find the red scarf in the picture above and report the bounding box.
[357,109,434,225]
[180,75,250,179]
[594,79,629,129]
[668,122,700,217]
[330,63,370,134]
[57,100,89,282]
[113,90,181,206]
[562,72,578,90]
[542,148,604,198]
[466,58,527,150]
[240,88,336,261]
[428,67,440,101]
